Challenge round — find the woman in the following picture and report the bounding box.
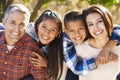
[75,5,120,80]
[27,9,64,80]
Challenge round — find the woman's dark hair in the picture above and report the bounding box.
[82,5,113,38]
[34,9,63,79]
[64,11,90,40]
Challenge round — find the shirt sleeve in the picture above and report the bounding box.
[30,49,49,80]
[110,25,120,45]
[63,32,96,75]
[28,38,49,80]
[31,66,49,80]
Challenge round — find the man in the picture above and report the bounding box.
[0,4,49,80]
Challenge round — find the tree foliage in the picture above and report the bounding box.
[30,0,51,21]
[0,0,120,24]
[85,0,120,6]
[0,0,14,22]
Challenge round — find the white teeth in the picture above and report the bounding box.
[75,37,81,40]
[42,35,49,40]
[95,30,102,35]
[12,32,19,35]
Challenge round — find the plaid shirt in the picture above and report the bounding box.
[63,25,120,75]
[63,32,96,75]
[0,32,49,80]
[110,25,120,45]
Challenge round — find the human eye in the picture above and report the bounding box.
[20,23,25,27]
[50,28,57,34]
[68,29,75,34]
[51,29,56,32]
[41,25,46,29]
[79,27,84,30]
[9,21,15,25]
[97,19,104,25]
[98,19,103,23]
[69,30,74,33]
[79,27,85,31]
[87,23,93,27]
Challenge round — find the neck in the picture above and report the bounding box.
[6,39,15,46]
[7,42,15,46]
[89,37,109,48]
[5,34,15,46]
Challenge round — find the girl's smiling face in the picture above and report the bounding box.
[37,19,59,45]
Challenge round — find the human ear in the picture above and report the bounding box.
[56,31,60,37]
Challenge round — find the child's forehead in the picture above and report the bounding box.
[66,20,85,27]
[66,19,84,24]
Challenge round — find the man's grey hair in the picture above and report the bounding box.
[4,4,30,23]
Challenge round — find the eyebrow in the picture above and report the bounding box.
[42,22,58,30]
[87,16,102,23]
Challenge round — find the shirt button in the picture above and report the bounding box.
[6,51,9,54]
[5,62,7,64]
[3,72,6,74]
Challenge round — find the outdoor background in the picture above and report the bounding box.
[0,0,120,25]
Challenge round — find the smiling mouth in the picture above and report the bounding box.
[95,30,103,35]
[12,32,19,36]
[75,37,82,40]
[42,35,49,40]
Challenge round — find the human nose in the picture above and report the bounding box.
[94,24,99,31]
[75,30,80,37]
[14,25,20,31]
[44,29,50,36]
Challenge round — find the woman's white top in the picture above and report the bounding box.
[76,40,120,80]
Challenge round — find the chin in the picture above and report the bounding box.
[76,42,82,45]
[42,42,49,45]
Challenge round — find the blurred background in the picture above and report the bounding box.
[0,0,120,25]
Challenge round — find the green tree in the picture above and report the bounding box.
[84,0,120,6]
[30,0,51,21]
[0,0,120,24]
[0,0,14,22]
